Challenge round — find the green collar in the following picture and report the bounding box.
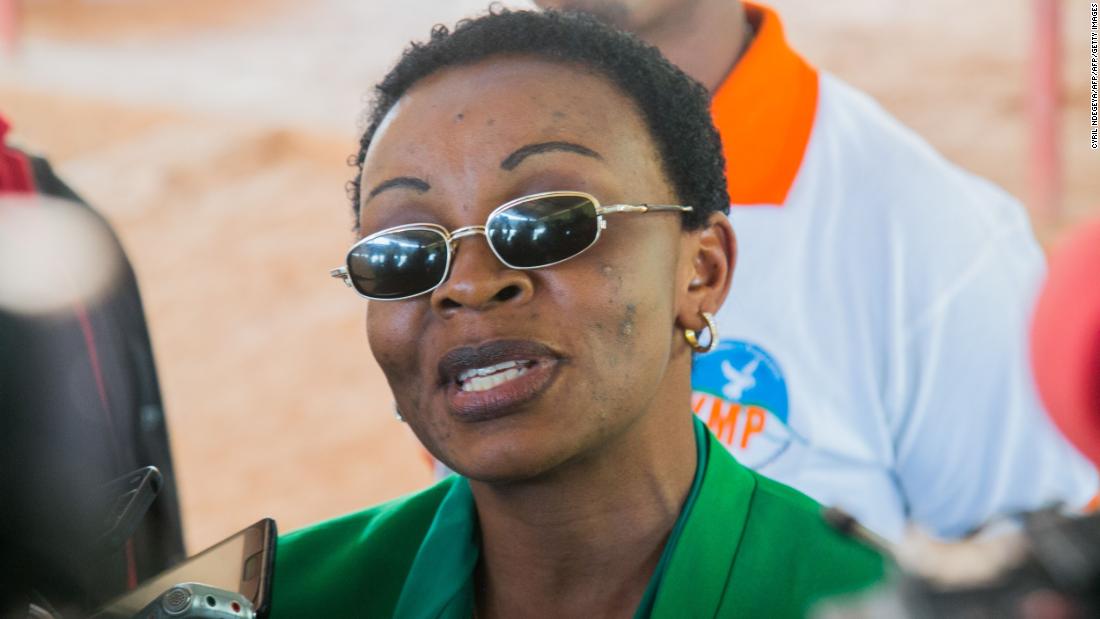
[392,418,756,619]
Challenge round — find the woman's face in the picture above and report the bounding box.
[360,57,699,482]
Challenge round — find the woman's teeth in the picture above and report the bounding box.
[457,360,532,392]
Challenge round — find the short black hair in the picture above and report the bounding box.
[351,7,729,230]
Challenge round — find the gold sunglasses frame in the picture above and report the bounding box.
[329,190,692,301]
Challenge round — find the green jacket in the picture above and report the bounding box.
[271,420,885,618]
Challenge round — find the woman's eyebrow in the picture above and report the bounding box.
[500,141,604,171]
[366,176,431,203]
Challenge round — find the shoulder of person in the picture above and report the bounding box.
[732,470,887,615]
[794,74,1043,321]
[812,72,1028,238]
[748,471,881,562]
[270,476,459,619]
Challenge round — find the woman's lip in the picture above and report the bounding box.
[437,339,562,385]
[436,339,564,422]
[445,357,561,422]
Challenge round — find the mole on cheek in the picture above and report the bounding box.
[618,303,637,338]
[486,118,495,126]
[455,113,465,121]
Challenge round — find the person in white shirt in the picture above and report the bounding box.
[532,0,1098,540]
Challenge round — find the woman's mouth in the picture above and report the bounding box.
[439,340,563,421]
[456,360,537,392]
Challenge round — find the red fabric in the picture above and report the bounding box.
[0,113,35,194]
[1031,218,1100,469]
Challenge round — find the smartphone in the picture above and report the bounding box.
[90,518,275,619]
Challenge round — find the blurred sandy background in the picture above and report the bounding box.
[1,0,1097,552]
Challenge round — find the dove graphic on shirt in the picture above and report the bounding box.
[721,356,760,400]
[692,340,792,467]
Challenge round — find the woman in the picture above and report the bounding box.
[272,9,884,618]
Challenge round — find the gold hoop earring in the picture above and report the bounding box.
[683,311,719,354]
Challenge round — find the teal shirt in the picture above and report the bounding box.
[271,419,885,618]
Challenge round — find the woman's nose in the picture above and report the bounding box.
[430,235,534,314]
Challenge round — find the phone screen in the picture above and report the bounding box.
[92,518,274,618]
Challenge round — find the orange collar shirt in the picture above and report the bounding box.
[691,4,1098,541]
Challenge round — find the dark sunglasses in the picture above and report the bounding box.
[330,190,692,301]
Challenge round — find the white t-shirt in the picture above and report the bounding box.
[692,3,1097,541]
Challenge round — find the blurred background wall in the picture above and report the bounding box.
[0,0,1097,552]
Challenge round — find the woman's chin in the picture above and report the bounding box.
[445,441,575,485]
[424,389,583,482]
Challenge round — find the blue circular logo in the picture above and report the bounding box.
[691,340,792,468]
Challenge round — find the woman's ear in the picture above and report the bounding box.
[676,211,736,331]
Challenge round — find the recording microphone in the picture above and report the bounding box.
[1030,217,1100,469]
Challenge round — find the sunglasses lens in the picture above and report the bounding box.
[487,194,599,268]
[346,228,449,299]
